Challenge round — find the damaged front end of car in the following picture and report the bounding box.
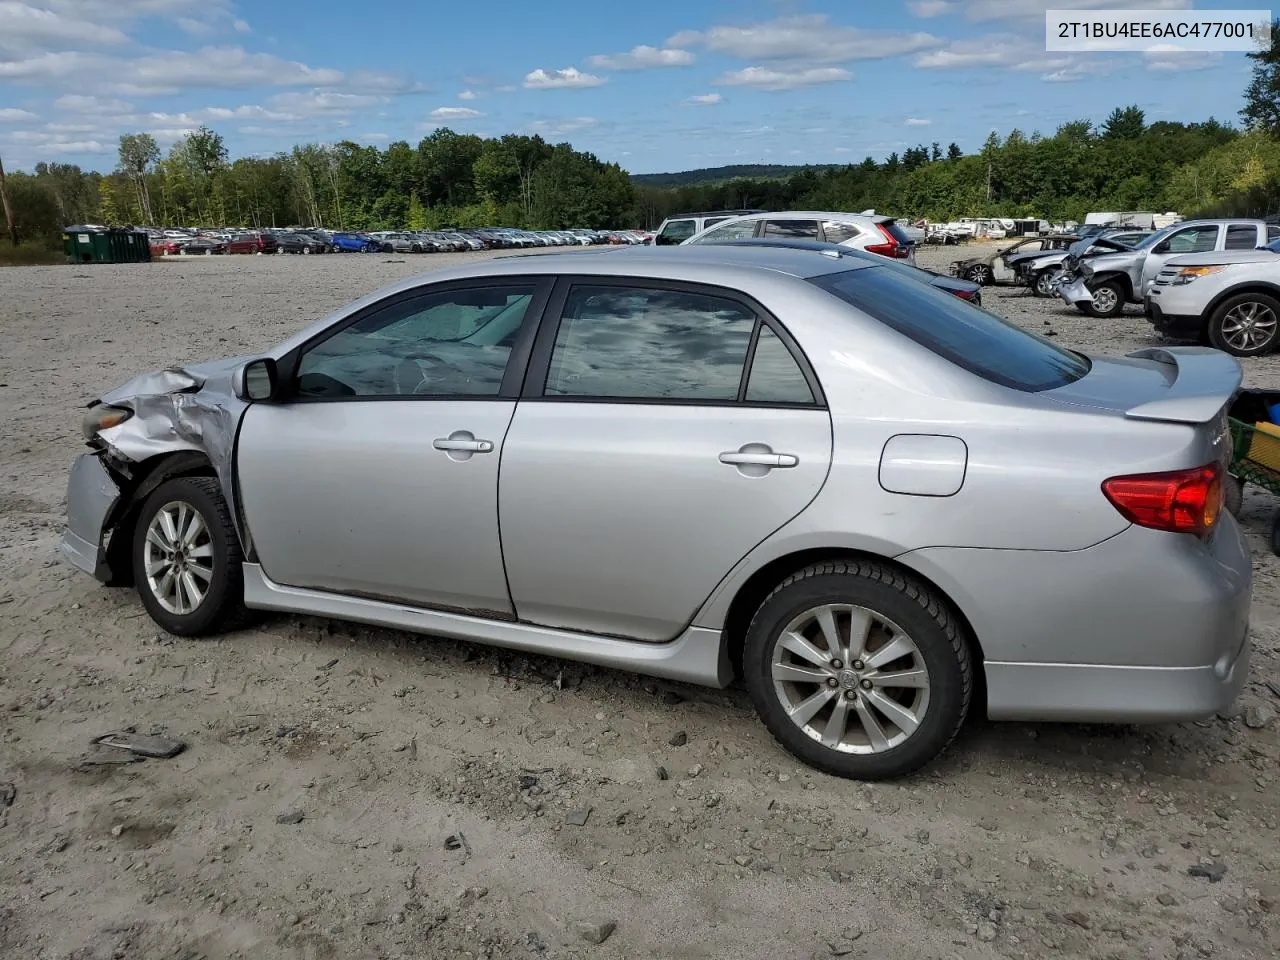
[60,358,251,585]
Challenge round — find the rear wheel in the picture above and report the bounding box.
[743,561,972,781]
[1225,474,1244,518]
[1207,292,1280,357]
[964,264,993,285]
[132,477,252,637]
[1086,279,1126,318]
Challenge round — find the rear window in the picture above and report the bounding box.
[879,220,915,246]
[811,266,1091,393]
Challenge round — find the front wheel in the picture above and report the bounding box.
[743,561,972,781]
[1034,269,1061,297]
[1207,292,1280,357]
[964,264,993,285]
[1085,279,1126,318]
[132,477,252,637]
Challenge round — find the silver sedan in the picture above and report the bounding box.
[59,244,1252,779]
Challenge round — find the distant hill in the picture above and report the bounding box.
[631,164,839,187]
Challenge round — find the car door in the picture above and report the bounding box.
[235,277,550,615]
[498,279,834,641]
[995,240,1040,281]
[1141,223,1222,290]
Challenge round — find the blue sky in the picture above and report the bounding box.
[0,0,1263,174]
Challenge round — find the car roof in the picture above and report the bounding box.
[486,243,872,279]
[706,210,890,225]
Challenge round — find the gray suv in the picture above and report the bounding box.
[653,210,764,245]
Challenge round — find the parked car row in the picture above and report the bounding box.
[143,225,652,259]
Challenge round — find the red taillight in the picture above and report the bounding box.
[1102,462,1223,537]
[863,223,900,258]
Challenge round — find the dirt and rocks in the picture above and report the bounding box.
[1,244,1278,960]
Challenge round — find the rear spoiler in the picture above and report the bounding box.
[1124,347,1242,424]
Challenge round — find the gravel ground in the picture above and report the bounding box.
[1,244,1278,960]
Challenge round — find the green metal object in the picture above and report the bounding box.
[62,226,152,264]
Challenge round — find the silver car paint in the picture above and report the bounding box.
[497,403,832,640]
[59,245,1252,725]
[237,401,519,616]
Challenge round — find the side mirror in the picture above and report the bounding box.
[232,357,278,402]
[1153,241,1170,254]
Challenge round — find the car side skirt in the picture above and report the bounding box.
[242,563,733,687]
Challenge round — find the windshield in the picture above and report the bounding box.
[812,265,1091,392]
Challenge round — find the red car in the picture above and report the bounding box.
[149,239,184,256]
[225,232,279,255]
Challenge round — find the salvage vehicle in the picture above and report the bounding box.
[1021,231,1153,297]
[1055,219,1277,318]
[331,232,384,253]
[685,211,918,264]
[1145,236,1280,356]
[948,235,1078,285]
[276,232,330,255]
[61,245,1250,781]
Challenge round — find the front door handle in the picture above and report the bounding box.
[433,430,494,461]
[719,451,798,467]
[433,438,494,453]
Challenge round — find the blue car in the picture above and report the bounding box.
[331,233,383,253]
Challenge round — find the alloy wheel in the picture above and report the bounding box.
[771,603,930,754]
[143,501,214,615]
[1220,301,1278,352]
[1090,285,1118,314]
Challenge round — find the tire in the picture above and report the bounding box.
[1034,270,1060,298]
[303,245,312,255]
[743,560,972,781]
[1207,292,1280,357]
[1225,473,1244,518]
[965,264,993,285]
[1271,511,1280,557]
[1085,279,1126,318]
[131,477,252,637]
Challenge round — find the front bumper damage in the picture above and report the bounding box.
[1057,275,1093,306]
[58,359,252,583]
[59,454,123,581]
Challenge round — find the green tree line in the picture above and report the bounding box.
[4,24,1280,255]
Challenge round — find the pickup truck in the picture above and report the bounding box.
[1055,219,1278,318]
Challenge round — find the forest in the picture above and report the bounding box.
[3,26,1280,262]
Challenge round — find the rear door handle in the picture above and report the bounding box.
[719,450,798,468]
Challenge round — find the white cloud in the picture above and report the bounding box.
[909,0,955,16]
[669,15,941,65]
[176,16,216,36]
[495,83,517,92]
[587,45,694,70]
[527,116,599,137]
[0,106,39,121]
[54,93,133,113]
[914,34,1049,70]
[268,90,389,115]
[524,67,606,89]
[1145,49,1223,72]
[685,93,722,105]
[233,18,249,33]
[715,66,851,91]
[359,132,389,142]
[0,1,129,51]
[429,106,482,120]
[458,89,478,100]
[905,117,932,126]
[912,0,1190,21]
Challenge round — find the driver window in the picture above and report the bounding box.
[689,219,758,243]
[295,283,536,399]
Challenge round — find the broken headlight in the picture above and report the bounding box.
[81,404,132,439]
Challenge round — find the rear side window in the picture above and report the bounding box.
[763,220,820,240]
[822,222,863,244]
[746,327,814,404]
[1226,224,1259,250]
[1269,225,1280,242]
[812,267,1090,393]
[545,285,755,400]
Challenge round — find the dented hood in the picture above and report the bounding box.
[97,354,252,407]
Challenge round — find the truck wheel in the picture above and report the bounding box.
[1208,292,1280,357]
[1086,279,1126,318]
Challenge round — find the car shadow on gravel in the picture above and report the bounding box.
[208,606,1234,785]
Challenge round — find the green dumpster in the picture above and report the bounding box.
[62,226,152,264]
